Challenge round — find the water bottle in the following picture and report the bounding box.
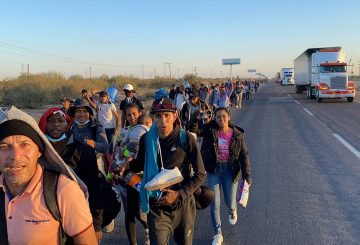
[122,171,142,192]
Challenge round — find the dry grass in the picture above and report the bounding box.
[0,72,177,109]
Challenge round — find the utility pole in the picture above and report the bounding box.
[168,63,172,78]
[164,62,171,78]
[141,64,145,80]
[27,64,30,75]
[89,66,92,80]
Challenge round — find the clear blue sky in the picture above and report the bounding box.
[0,0,359,79]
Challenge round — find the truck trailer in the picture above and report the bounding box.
[280,68,294,85]
[294,47,356,102]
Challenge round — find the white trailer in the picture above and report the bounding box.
[280,68,294,85]
[294,47,356,102]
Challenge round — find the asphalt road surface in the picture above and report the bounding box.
[102,82,360,245]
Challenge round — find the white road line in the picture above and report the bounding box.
[294,100,301,105]
[333,134,360,160]
[303,108,314,116]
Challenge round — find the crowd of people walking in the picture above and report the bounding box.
[0,79,260,245]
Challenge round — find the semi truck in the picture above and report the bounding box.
[280,68,294,85]
[294,47,356,102]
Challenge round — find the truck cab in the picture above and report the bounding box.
[310,48,355,102]
[281,68,294,85]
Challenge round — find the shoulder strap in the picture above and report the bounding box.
[179,129,196,177]
[179,128,187,151]
[0,187,9,245]
[43,169,67,245]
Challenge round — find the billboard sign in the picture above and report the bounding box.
[222,58,240,65]
[248,69,257,73]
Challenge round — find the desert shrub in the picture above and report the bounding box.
[2,72,216,108]
[4,83,49,109]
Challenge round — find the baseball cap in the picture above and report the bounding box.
[150,98,177,114]
[123,84,135,92]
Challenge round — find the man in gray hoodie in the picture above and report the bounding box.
[0,106,97,245]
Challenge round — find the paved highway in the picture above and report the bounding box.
[102,82,360,245]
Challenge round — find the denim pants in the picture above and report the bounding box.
[207,163,238,235]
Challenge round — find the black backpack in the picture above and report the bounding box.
[0,169,121,245]
[43,169,121,235]
[0,169,70,245]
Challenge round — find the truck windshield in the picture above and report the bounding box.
[320,65,346,73]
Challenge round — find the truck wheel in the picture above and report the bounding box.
[316,91,322,103]
[347,97,354,102]
[311,87,317,99]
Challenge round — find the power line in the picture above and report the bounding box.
[0,40,140,68]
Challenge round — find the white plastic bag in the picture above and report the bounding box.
[237,180,250,208]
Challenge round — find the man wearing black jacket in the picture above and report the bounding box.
[39,108,104,242]
[130,98,206,245]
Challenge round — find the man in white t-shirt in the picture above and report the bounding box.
[97,91,119,153]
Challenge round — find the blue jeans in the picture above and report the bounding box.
[207,163,238,235]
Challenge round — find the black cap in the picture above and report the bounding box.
[0,119,44,152]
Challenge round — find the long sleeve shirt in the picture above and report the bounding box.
[213,93,231,108]
[70,122,109,153]
[131,126,206,202]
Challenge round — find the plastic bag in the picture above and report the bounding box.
[236,180,250,208]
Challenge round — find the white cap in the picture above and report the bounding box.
[123,84,134,91]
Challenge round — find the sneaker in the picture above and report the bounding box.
[144,167,183,191]
[103,219,115,233]
[212,234,223,245]
[228,209,238,225]
[144,228,150,245]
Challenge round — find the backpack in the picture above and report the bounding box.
[178,129,213,210]
[43,169,121,236]
[0,168,121,245]
[0,169,71,245]
[43,169,73,245]
[0,187,8,245]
